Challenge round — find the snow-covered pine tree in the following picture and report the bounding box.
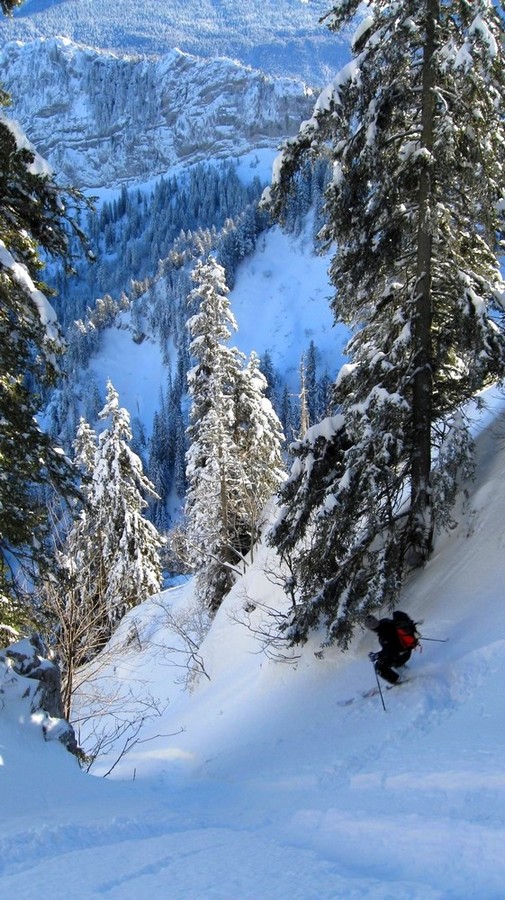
[267,0,505,648]
[91,381,164,631]
[44,418,102,715]
[298,343,320,436]
[0,78,88,624]
[45,396,164,712]
[172,404,188,499]
[73,416,97,477]
[184,259,284,611]
[148,410,171,531]
[317,369,333,421]
[298,354,310,439]
[305,341,318,426]
[52,385,164,670]
[232,351,285,560]
[259,350,279,403]
[185,258,248,610]
[279,383,296,444]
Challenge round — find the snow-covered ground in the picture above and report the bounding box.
[1,387,505,897]
[85,214,341,430]
[230,220,345,391]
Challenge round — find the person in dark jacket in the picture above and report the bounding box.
[365,611,416,685]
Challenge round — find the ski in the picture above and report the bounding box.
[337,678,409,707]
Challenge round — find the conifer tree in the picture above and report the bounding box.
[0,71,88,620]
[298,354,310,438]
[91,381,164,631]
[148,410,171,531]
[173,406,188,498]
[232,351,285,560]
[259,350,279,403]
[185,258,284,611]
[52,385,164,670]
[185,258,247,610]
[317,370,333,420]
[42,419,103,713]
[305,341,318,426]
[279,384,296,444]
[268,0,505,647]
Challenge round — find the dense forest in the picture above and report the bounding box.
[44,155,334,533]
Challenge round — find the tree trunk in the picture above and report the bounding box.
[410,0,438,563]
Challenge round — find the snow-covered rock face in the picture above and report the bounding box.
[0,38,315,190]
[0,634,78,756]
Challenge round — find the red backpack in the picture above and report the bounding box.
[393,611,420,651]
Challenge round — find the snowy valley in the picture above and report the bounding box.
[0,30,339,527]
[1,0,505,897]
[1,388,505,897]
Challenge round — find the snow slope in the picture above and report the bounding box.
[1,388,505,897]
[230,221,346,390]
[79,216,340,434]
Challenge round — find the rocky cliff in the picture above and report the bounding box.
[0,37,314,189]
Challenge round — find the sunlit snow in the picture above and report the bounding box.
[1,388,505,898]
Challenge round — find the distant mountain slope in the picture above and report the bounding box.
[0,0,349,84]
[83,217,339,436]
[0,38,315,189]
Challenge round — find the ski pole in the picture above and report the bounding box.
[419,636,448,643]
[371,659,387,712]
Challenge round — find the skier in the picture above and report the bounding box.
[365,610,419,685]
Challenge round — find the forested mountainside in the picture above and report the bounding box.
[0,0,348,84]
[0,38,315,190]
[45,156,337,533]
[0,31,335,540]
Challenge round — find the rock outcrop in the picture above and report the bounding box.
[0,38,314,189]
[0,634,79,756]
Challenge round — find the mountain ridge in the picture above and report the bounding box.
[0,37,315,189]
